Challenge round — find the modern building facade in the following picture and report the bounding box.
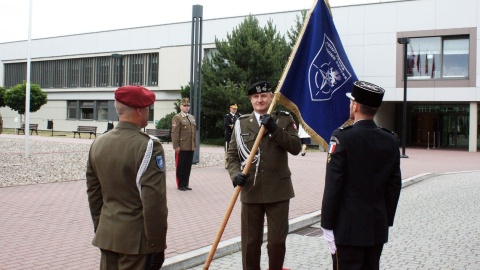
[1,0,479,151]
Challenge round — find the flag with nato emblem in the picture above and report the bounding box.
[277,0,357,150]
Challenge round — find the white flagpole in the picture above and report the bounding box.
[25,0,33,158]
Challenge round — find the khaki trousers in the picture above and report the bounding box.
[241,200,290,270]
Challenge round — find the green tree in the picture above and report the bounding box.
[287,10,307,48]
[201,15,291,139]
[4,82,48,115]
[0,86,6,107]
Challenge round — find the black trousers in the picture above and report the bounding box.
[175,150,194,188]
[332,244,384,270]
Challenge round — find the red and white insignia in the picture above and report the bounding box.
[172,121,177,127]
[328,142,337,154]
[292,122,297,130]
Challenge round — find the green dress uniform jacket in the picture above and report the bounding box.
[171,113,196,151]
[226,111,302,203]
[86,121,168,254]
[321,120,402,246]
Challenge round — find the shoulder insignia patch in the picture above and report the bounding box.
[156,155,164,170]
[328,141,337,154]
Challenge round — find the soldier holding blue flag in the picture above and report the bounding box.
[226,81,302,270]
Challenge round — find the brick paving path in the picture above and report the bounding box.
[1,134,479,269]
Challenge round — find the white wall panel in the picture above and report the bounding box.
[348,45,365,78]
[436,0,477,29]
[364,3,397,33]
[158,46,191,90]
[408,88,435,101]
[395,0,436,32]
[363,44,394,77]
[434,87,477,101]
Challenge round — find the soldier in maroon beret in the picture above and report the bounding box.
[87,85,168,270]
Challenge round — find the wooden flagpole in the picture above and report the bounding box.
[203,1,324,268]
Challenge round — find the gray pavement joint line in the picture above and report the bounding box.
[163,170,478,269]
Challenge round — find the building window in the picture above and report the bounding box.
[96,57,110,87]
[80,101,94,120]
[129,54,144,85]
[67,101,78,119]
[147,53,159,86]
[148,105,154,122]
[397,27,476,88]
[443,38,469,78]
[4,52,159,89]
[97,101,109,121]
[407,36,468,80]
[81,58,93,87]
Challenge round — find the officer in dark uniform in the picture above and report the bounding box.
[226,81,302,270]
[321,81,402,270]
[224,103,240,168]
[86,85,167,270]
[171,97,196,191]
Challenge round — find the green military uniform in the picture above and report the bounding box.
[86,121,168,268]
[171,112,196,189]
[227,111,302,270]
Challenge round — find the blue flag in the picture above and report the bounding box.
[277,0,357,150]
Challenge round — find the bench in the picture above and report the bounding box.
[17,124,39,135]
[146,129,171,143]
[73,126,97,139]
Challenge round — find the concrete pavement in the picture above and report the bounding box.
[187,172,480,269]
[1,133,480,269]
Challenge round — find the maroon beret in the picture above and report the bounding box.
[114,85,156,108]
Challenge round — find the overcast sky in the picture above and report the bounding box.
[0,0,372,43]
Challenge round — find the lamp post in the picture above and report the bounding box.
[397,37,409,158]
[111,53,124,87]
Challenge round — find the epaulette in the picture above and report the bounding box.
[239,114,250,119]
[274,110,290,115]
[380,127,396,135]
[338,125,353,131]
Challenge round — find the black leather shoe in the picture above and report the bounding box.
[185,186,192,190]
[178,187,186,191]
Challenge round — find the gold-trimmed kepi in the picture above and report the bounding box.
[229,103,238,109]
[346,81,385,108]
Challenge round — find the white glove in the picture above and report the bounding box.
[322,227,337,255]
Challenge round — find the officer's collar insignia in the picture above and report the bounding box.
[156,155,164,170]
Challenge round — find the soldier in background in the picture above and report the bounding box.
[224,103,240,168]
[171,97,196,191]
[226,81,302,270]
